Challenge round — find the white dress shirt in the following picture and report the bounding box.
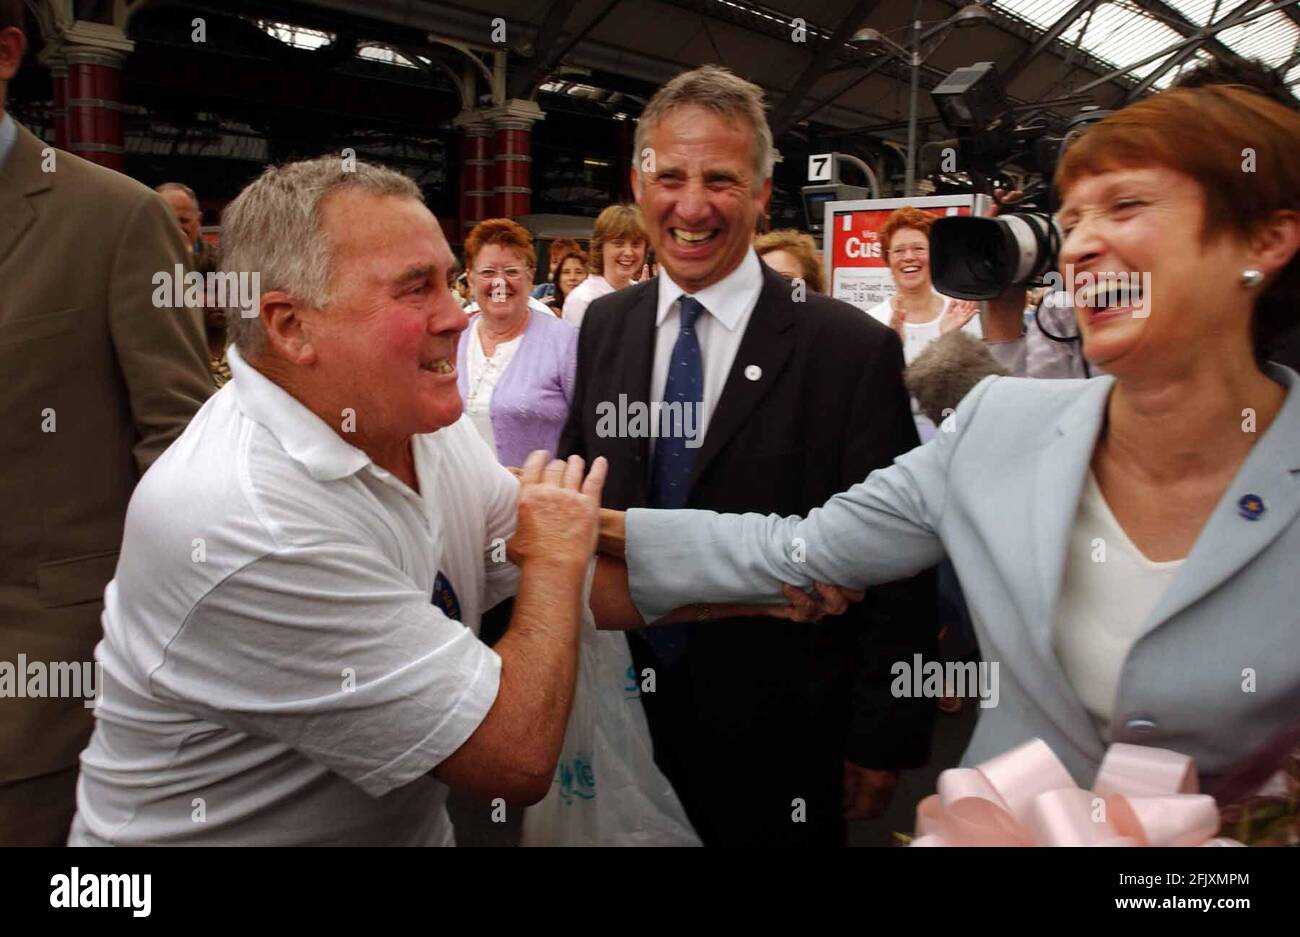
[650,249,764,453]
[69,346,520,846]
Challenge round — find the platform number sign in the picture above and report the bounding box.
[808,153,833,183]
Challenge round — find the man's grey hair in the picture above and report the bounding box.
[155,182,199,210]
[219,155,422,355]
[634,65,775,191]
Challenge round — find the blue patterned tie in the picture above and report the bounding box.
[644,296,705,665]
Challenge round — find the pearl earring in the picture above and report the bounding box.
[1240,269,1265,288]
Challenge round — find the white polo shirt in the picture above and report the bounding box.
[70,347,520,846]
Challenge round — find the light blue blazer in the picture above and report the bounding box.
[626,366,1300,787]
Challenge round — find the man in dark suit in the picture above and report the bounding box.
[560,66,937,845]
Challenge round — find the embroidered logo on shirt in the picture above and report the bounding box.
[431,571,462,621]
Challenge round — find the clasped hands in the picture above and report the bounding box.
[504,456,863,624]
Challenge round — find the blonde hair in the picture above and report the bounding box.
[754,229,825,293]
[588,204,647,275]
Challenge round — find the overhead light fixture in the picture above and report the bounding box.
[849,27,906,56]
[950,3,992,28]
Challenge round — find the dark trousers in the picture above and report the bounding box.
[0,764,79,846]
[628,629,848,847]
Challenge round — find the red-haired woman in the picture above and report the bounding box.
[866,205,981,368]
[458,218,578,466]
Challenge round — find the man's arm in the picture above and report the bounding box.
[109,191,213,473]
[433,453,607,804]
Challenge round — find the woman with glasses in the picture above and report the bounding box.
[866,206,982,364]
[457,218,578,466]
[865,206,983,440]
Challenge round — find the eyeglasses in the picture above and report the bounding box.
[888,246,929,259]
[476,267,528,281]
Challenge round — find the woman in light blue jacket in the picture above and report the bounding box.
[600,85,1300,789]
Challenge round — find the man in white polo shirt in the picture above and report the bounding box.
[69,156,606,846]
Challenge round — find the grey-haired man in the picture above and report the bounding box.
[563,66,938,845]
[70,156,606,845]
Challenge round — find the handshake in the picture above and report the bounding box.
[506,450,864,627]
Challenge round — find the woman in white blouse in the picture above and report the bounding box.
[561,203,649,329]
[865,206,984,439]
[865,205,982,365]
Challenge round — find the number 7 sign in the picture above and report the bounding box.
[808,153,833,183]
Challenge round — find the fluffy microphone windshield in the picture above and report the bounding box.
[904,331,1010,427]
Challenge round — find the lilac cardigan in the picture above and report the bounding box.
[457,307,578,468]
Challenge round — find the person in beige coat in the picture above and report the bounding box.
[0,5,212,845]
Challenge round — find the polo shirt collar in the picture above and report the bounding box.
[656,247,762,331]
[228,345,372,482]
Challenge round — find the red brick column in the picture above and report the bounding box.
[492,118,534,218]
[65,47,126,171]
[50,60,69,150]
[458,120,494,242]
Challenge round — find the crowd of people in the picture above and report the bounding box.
[2,0,1299,848]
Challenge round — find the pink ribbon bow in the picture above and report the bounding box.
[911,738,1243,846]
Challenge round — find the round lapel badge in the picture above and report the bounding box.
[1237,494,1266,520]
[744,364,762,382]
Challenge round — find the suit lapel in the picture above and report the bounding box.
[688,267,796,491]
[619,280,659,491]
[1142,365,1300,635]
[0,124,51,280]
[1029,377,1112,662]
